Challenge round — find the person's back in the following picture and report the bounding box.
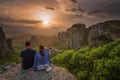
[20,42,36,69]
[32,45,51,72]
[42,50,50,64]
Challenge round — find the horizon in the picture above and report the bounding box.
[0,0,120,37]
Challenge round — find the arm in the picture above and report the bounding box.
[48,49,52,58]
[47,50,52,65]
[32,53,38,72]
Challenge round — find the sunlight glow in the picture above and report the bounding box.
[43,20,49,25]
[35,11,55,28]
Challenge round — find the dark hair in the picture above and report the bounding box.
[25,41,31,47]
[39,45,44,57]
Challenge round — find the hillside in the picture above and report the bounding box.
[52,39,120,80]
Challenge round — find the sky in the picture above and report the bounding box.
[0,0,120,37]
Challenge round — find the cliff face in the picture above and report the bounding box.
[0,27,11,57]
[0,26,15,58]
[56,23,86,49]
[88,20,120,47]
[0,64,76,80]
[55,20,120,48]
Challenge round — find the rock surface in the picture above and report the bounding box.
[88,20,120,47]
[0,26,15,58]
[56,23,86,49]
[0,63,17,74]
[55,20,120,48]
[0,27,11,58]
[0,64,76,80]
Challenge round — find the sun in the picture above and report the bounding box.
[43,20,49,25]
[35,11,53,28]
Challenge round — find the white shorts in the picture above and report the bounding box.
[37,64,52,72]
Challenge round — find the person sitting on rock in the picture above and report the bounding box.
[20,41,36,69]
[31,45,52,73]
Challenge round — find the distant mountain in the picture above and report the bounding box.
[1,24,47,38]
[0,23,65,38]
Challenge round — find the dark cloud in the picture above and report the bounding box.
[0,17,42,24]
[78,7,85,12]
[45,7,55,10]
[68,0,77,3]
[79,0,120,17]
[75,14,84,18]
[88,10,104,15]
[66,8,78,12]
[103,0,120,16]
[66,7,85,13]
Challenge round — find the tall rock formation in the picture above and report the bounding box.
[7,38,15,53]
[88,20,120,47]
[31,35,37,47]
[55,20,120,49]
[0,25,15,58]
[0,27,11,57]
[56,23,86,49]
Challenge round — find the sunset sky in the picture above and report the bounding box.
[0,0,120,37]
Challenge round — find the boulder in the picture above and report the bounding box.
[0,64,76,80]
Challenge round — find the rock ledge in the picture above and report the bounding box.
[0,64,76,80]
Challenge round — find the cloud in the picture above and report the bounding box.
[50,26,66,30]
[0,17,42,24]
[103,0,120,16]
[66,7,85,13]
[0,0,120,32]
[45,7,55,10]
[75,14,84,18]
[68,0,78,3]
[79,0,120,17]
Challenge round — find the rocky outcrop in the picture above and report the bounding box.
[7,39,15,53]
[0,26,15,58]
[88,20,120,47]
[0,27,11,58]
[0,63,17,74]
[0,64,76,80]
[30,35,37,47]
[55,20,120,48]
[56,23,86,49]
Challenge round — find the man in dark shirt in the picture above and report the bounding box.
[20,41,36,69]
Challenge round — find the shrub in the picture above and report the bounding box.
[52,39,120,80]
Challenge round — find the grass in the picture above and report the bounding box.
[0,48,20,65]
[0,47,39,66]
